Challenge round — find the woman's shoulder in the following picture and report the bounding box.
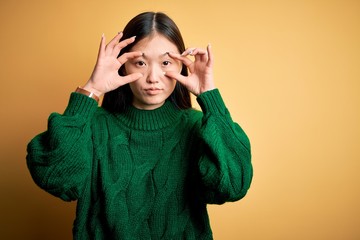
[182,107,203,124]
[91,106,116,125]
[94,106,110,117]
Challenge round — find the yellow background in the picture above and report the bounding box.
[1,0,360,239]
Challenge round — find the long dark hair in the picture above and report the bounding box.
[102,12,191,112]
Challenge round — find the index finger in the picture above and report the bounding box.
[105,32,124,55]
[112,36,137,57]
[167,52,193,67]
[117,51,142,65]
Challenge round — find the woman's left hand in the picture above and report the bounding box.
[165,44,215,96]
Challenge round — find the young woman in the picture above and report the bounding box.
[27,12,253,239]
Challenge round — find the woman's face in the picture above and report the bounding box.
[124,33,182,110]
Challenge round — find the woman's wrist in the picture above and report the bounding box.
[75,86,100,102]
[198,85,216,96]
[81,81,104,98]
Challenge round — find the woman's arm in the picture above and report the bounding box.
[193,89,253,204]
[160,43,252,203]
[26,33,143,201]
[26,93,97,201]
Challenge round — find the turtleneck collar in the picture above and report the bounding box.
[114,101,183,131]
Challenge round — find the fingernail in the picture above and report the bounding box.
[163,72,166,75]
[118,31,123,35]
[101,33,104,38]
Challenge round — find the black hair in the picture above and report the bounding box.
[102,12,191,112]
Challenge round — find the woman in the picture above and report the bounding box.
[27,11,253,239]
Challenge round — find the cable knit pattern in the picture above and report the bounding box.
[26,89,253,240]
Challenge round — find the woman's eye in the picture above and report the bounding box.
[136,61,146,67]
[162,61,171,66]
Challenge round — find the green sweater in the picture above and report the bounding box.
[27,89,252,240]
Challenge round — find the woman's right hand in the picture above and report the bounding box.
[82,32,143,97]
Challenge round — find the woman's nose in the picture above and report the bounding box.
[146,66,161,83]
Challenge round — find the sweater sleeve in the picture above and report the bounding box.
[194,89,253,204]
[26,93,98,201]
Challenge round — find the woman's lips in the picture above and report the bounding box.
[144,88,162,95]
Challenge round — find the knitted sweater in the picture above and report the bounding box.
[26,89,252,240]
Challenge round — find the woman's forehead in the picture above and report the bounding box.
[131,34,180,55]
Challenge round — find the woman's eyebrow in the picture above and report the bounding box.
[140,52,171,58]
[162,52,174,58]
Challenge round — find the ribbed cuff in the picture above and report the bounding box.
[63,92,98,118]
[196,89,227,115]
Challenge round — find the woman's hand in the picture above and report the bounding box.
[165,44,215,96]
[83,32,143,97]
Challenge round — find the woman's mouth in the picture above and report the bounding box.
[144,88,162,95]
